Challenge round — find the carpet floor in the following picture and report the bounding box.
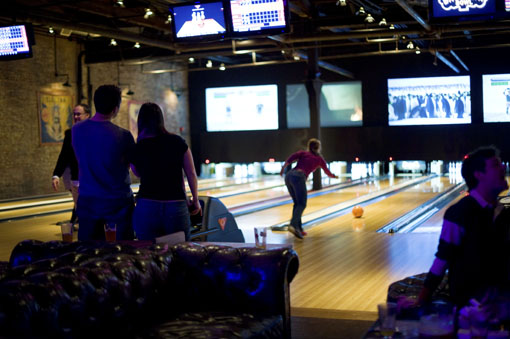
[291,316,374,339]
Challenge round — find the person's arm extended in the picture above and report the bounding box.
[183,148,201,216]
[319,157,338,179]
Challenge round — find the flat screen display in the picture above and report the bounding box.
[482,73,510,122]
[0,24,32,60]
[286,82,363,128]
[228,0,289,35]
[388,76,471,126]
[206,84,278,131]
[171,1,227,40]
[430,0,495,18]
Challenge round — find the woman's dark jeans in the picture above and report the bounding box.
[284,169,307,231]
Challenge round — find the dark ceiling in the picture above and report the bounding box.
[1,0,510,77]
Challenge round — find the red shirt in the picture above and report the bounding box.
[285,150,335,178]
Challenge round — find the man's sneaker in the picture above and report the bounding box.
[288,225,304,239]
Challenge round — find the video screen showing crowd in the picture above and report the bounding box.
[388,76,471,126]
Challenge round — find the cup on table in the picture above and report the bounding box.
[104,222,117,243]
[378,302,397,338]
[60,222,73,243]
[254,227,267,249]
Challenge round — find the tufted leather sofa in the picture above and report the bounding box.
[0,240,299,338]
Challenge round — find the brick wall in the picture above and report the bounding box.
[0,33,188,200]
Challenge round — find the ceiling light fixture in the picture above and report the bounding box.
[188,57,195,63]
[219,63,226,71]
[165,15,172,24]
[365,13,375,23]
[206,60,212,68]
[407,41,414,49]
[110,39,117,46]
[389,24,395,29]
[48,26,54,34]
[379,18,387,26]
[415,46,421,54]
[357,7,366,16]
[336,0,347,6]
[144,8,154,19]
[134,42,141,48]
[116,0,125,7]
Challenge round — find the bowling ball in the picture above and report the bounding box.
[352,205,364,218]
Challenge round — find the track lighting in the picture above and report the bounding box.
[389,24,395,29]
[116,0,125,7]
[206,60,212,68]
[219,63,226,71]
[336,0,347,6]
[188,57,195,63]
[134,42,140,48]
[365,14,375,23]
[48,26,54,34]
[415,46,421,54]
[165,15,172,24]
[407,41,414,49]
[110,39,117,46]
[144,8,154,19]
[379,18,387,26]
[357,7,366,16]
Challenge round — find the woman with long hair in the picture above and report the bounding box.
[280,138,338,239]
[132,102,201,240]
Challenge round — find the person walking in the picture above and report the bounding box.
[131,103,201,241]
[280,138,338,239]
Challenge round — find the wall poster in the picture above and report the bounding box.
[38,91,74,144]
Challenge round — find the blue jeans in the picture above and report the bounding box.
[133,198,191,241]
[285,169,307,230]
[77,195,135,241]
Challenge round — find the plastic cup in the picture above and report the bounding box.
[61,223,73,243]
[104,222,117,243]
[254,227,267,249]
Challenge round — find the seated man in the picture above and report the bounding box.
[417,146,510,308]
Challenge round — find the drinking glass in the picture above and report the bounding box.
[104,222,117,243]
[378,302,397,338]
[254,227,267,249]
[61,222,73,243]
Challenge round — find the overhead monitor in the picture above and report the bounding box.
[388,76,471,126]
[286,81,363,128]
[170,1,227,41]
[206,84,279,131]
[228,0,290,37]
[429,0,510,22]
[482,73,510,123]
[0,24,34,61]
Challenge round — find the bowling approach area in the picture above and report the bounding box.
[0,160,491,323]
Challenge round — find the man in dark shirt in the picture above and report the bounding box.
[52,104,91,223]
[72,85,135,241]
[417,146,510,307]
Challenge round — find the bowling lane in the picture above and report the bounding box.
[413,193,464,231]
[219,177,348,209]
[236,176,413,234]
[308,175,456,234]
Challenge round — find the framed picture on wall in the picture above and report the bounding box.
[128,100,143,140]
[38,91,74,144]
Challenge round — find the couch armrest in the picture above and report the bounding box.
[168,243,299,338]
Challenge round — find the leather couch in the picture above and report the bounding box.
[0,240,299,338]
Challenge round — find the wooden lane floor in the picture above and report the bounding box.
[235,176,413,242]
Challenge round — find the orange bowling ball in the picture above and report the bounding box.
[352,205,364,218]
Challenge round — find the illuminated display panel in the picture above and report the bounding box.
[286,82,363,128]
[0,25,32,60]
[482,73,510,123]
[206,84,279,132]
[228,0,289,35]
[388,76,471,126]
[431,0,495,18]
[171,1,227,40]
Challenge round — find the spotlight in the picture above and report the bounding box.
[415,46,421,54]
[144,8,154,19]
[357,7,366,15]
[48,26,54,34]
[379,18,387,26]
[389,24,395,30]
[165,15,172,24]
[116,0,125,7]
[365,13,375,23]
[407,41,414,49]
[336,0,347,6]
[206,60,213,68]
[188,57,195,63]
[110,39,117,46]
[219,63,226,71]
[134,42,141,48]
[293,53,300,61]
